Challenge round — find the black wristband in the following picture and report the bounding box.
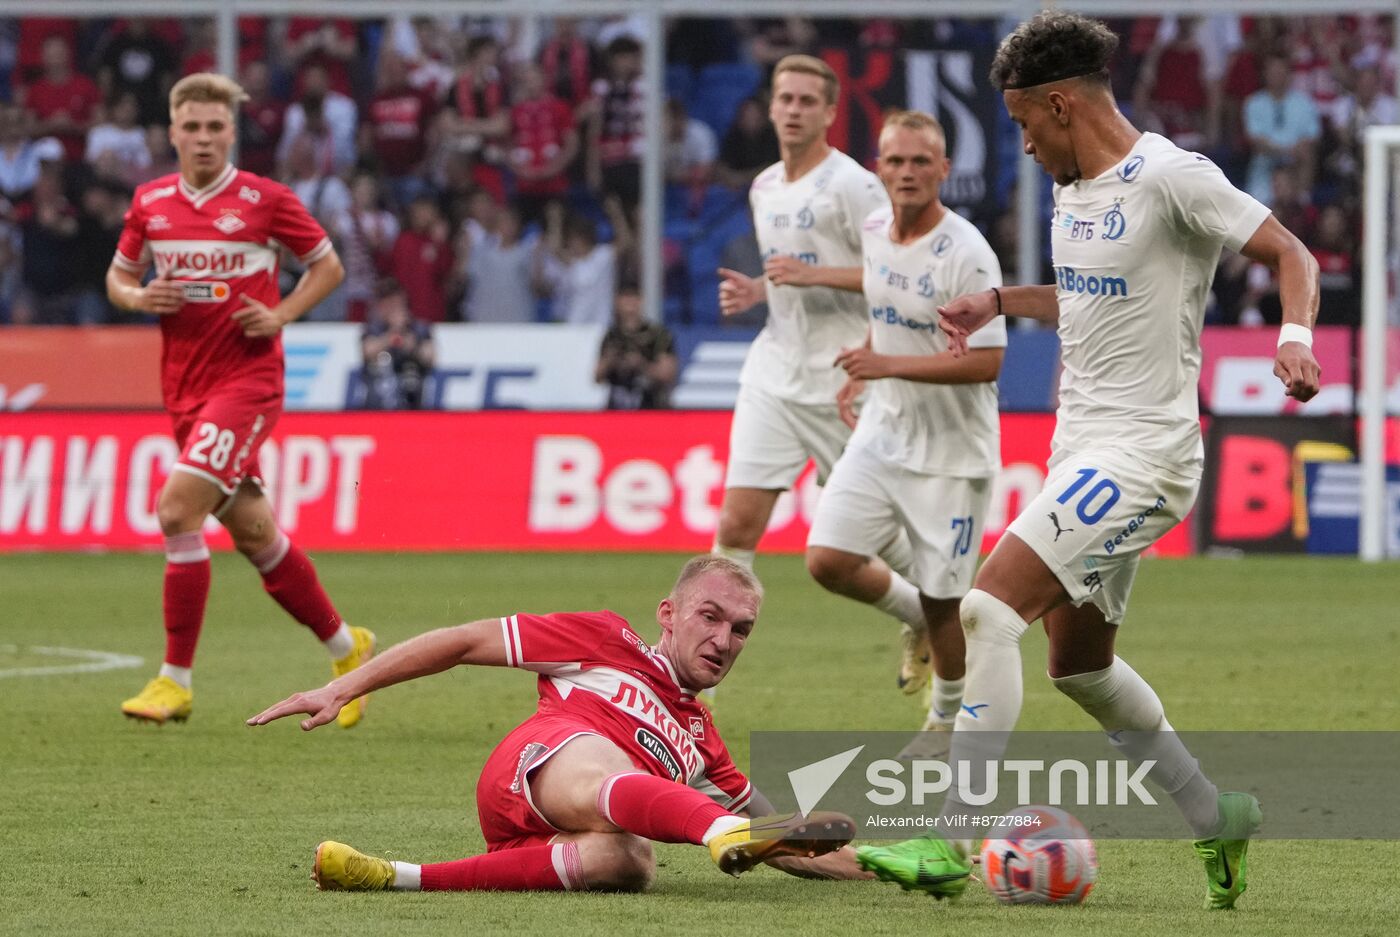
[990,286,1003,317]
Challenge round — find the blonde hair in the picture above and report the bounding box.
[671,555,764,605]
[169,73,248,118]
[881,109,947,146]
[773,54,839,105]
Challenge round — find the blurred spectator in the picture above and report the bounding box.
[0,218,22,323]
[716,96,779,190]
[13,17,78,87]
[460,202,541,323]
[1327,66,1399,183]
[180,17,266,77]
[1267,165,1317,242]
[1243,54,1320,203]
[1287,17,1349,112]
[1133,17,1214,150]
[360,279,435,410]
[540,18,595,108]
[19,36,102,163]
[595,282,678,410]
[70,181,126,324]
[1220,17,1282,158]
[439,35,510,186]
[1311,203,1359,326]
[134,123,178,184]
[15,168,90,323]
[388,195,456,322]
[507,62,577,227]
[238,61,285,178]
[387,15,456,98]
[363,50,438,209]
[333,172,399,322]
[278,64,358,175]
[664,97,718,189]
[95,18,176,126]
[541,199,627,326]
[0,103,63,203]
[742,18,819,70]
[85,92,150,186]
[584,36,645,213]
[285,127,352,228]
[285,18,356,98]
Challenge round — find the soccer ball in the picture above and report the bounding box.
[980,806,1098,905]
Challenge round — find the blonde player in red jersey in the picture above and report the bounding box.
[249,556,870,893]
[107,74,374,727]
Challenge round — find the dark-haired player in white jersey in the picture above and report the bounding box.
[806,111,1006,760]
[249,556,871,892]
[857,12,1320,910]
[716,55,933,700]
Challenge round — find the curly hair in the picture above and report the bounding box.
[989,11,1119,91]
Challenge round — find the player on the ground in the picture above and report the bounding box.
[247,556,871,892]
[107,73,375,727]
[856,13,1320,910]
[805,111,1006,760]
[715,55,932,697]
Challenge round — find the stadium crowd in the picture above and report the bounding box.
[0,13,1390,336]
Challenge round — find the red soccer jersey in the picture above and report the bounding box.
[509,96,574,196]
[113,164,332,413]
[501,610,754,811]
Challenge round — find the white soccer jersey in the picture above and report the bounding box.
[850,206,1006,477]
[740,149,889,404]
[1049,132,1270,471]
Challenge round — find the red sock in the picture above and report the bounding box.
[421,842,583,891]
[597,772,733,845]
[250,532,342,641]
[162,532,211,668]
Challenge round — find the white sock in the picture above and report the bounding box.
[390,861,420,890]
[873,572,924,627]
[323,622,354,659]
[952,590,1028,734]
[1052,657,1221,839]
[929,676,965,724]
[159,663,192,689]
[700,814,748,845]
[939,590,1028,835]
[710,543,755,571]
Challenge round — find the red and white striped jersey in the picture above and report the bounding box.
[113,164,333,413]
[501,610,753,812]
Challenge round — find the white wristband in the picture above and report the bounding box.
[1278,323,1313,348]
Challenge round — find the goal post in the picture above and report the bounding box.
[1360,124,1400,561]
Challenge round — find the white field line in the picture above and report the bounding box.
[0,644,144,678]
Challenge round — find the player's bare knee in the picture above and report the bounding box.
[805,547,859,592]
[155,487,206,535]
[576,834,654,892]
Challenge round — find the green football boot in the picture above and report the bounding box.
[1191,792,1263,910]
[856,834,972,900]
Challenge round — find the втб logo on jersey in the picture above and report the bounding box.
[1055,266,1129,297]
[1057,211,1097,241]
[1102,200,1126,241]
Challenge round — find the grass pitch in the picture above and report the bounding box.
[2,551,1398,936]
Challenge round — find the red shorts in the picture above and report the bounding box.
[476,714,613,852]
[170,388,281,496]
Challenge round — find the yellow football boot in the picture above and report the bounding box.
[120,676,192,725]
[708,812,855,876]
[312,841,394,891]
[332,626,376,729]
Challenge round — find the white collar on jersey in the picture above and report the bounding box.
[650,651,698,700]
[178,162,238,209]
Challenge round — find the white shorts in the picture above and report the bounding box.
[724,384,851,490]
[1005,447,1200,624]
[807,446,993,599]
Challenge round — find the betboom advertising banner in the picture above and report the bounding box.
[0,411,1192,555]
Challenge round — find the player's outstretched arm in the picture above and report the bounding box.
[939,285,1057,355]
[1239,215,1322,402]
[836,346,1003,385]
[717,267,766,316]
[106,265,183,315]
[246,618,508,731]
[762,255,864,293]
